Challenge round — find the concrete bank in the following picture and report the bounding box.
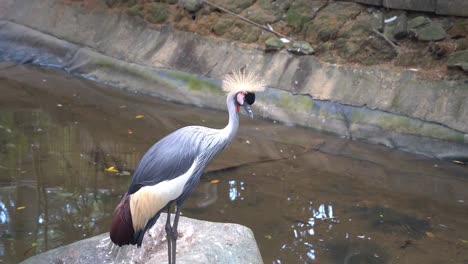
[0,0,467,160]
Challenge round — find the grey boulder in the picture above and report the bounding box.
[21,214,263,264]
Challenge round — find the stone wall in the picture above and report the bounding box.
[345,0,468,17]
[1,0,467,159]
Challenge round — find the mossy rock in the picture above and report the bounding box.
[212,0,255,13]
[212,18,260,43]
[286,0,326,32]
[408,16,431,30]
[212,18,234,36]
[147,3,169,24]
[244,5,279,24]
[414,21,447,42]
[304,1,362,43]
[265,37,285,52]
[239,28,261,43]
[127,4,144,18]
[287,41,314,55]
[447,50,468,72]
[179,0,203,12]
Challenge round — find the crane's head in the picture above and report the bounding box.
[222,69,266,119]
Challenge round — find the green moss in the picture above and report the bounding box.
[147,3,169,24]
[349,109,465,143]
[351,110,366,123]
[286,8,305,31]
[212,19,233,36]
[127,4,144,18]
[167,72,223,95]
[94,57,175,88]
[280,94,313,112]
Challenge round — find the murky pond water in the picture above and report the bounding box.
[0,64,467,264]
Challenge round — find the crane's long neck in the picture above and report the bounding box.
[221,92,239,142]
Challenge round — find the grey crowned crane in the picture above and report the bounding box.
[109,69,266,264]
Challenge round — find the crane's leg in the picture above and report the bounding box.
[171,206,182,264]
[165,204,172,264]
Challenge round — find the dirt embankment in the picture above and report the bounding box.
[71,0,468,79]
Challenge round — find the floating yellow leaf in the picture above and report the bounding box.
[135,115,144,119]
[426,232,435,238]
[460,239,468,244]
[31,242,37,247]
[105,166,119,173]
[210,179,220,184]
[17,206,26,210]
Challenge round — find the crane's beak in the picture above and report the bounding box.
[243,103,254,119]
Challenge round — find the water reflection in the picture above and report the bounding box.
[228,180,246,202]
[1,65,468,264]
[0,107,137,262]
[276,202,335,263]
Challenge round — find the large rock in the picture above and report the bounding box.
[384,13,408,41]
[286,0,327,32]
[21,214,263,264]
[264,37,285,52]
[287,40,314,55]
[408,16,431,30]
[383,0,436,12]
[179,0,203,12]
[413,21,447,42]
[447,50,468,72]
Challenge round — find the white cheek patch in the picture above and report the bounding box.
[237,93,245,105]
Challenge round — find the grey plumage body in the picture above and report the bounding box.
[128,92,239,204]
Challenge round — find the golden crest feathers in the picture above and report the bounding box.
[222,69,266,94]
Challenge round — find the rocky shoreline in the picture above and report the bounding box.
[0,0,467,160]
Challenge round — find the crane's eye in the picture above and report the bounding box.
[245,92,255,105]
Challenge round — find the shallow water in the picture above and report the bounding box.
[0,64,467,264]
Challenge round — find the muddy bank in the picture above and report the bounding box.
[0,0,467,159]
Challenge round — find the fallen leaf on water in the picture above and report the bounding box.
[105,166,119,173]
[426,232,435,238]
[119,105,127,109]
[17,206,26,210]
[210,179,220,184]
[31,242,37,247]
[460,239,468,244]
[452,160,464,165]
[135,115,144,119]
[265,235,272,239]
[121,171,131,176]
